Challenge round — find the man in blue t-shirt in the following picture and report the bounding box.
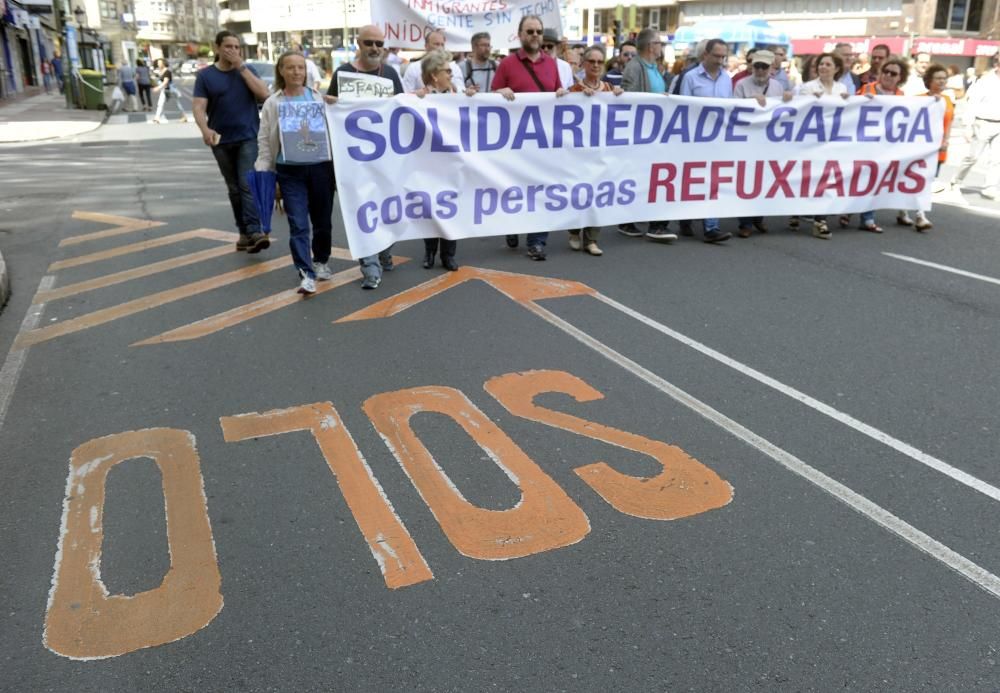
[193,31,272,252]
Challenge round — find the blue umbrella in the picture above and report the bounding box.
[246,169,277,233]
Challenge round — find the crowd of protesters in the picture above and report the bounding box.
[190,25,1000,297]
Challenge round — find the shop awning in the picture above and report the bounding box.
[673,19,790,46]
[791,36,907,56]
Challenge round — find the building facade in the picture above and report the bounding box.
[135,0,218,60]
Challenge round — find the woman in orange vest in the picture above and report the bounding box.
[905,63,954,231]
[854,56,908,232]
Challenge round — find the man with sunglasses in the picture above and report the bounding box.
[603,40,636,88]
[328,25,403,289]
[492,15,566,260]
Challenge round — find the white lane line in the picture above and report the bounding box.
[591,292,1000,504]
[883,252,1000,287]
[0,275,54,433]
[522,300,1000,600]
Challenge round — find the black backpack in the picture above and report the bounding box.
[463,58,498,89]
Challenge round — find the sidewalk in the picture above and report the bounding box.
[0,89,104,144]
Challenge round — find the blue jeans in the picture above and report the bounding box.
[860,210,876,226]
[703,218,720,233]
[276,162,334,279]
[360,246,394,280]
[212,139,261,236]
[526,231,548,248]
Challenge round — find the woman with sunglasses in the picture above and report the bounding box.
[854,56,908,232]
[256,51,338,295]
[564,46,625,256]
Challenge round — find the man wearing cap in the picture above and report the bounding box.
[733,49,792,238]
[542,28,575,89]
[492,15,567,260]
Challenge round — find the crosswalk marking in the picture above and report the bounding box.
[15,256,291,350]
[35,246,235,303]
[60,212,167,246]
[48,229,238,271]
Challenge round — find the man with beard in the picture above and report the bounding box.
[328,25,403,289]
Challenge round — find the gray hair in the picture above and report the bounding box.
[425,29,446,47]
[636,28,659,53]
[421,49,453,86]
[583,45,606,62]
[694,39,709,58]
[470,31,490,46]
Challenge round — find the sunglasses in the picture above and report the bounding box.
[524,29,543,35]
[752,63,770,68]
[584,59,603,65]
[882,70,900,76]
[361,40,384,48]
[542,43,555,49]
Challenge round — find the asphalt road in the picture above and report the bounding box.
[1,108,1000,691]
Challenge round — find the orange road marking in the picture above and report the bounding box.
[133,252,405,346]
[35,245,235,303]
[15,256,290,350]
[49,229,238,271]
[44,428,223,660]
[363,386,590,560]
[335,266,593,324]
[220,403,433,589]
[485,370,733,520]
[61,211,167,247]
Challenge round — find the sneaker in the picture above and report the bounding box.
[568,234,582,250]
[617,222,642,237]
[930,180,947,194]
[896,212,914,226]
[236,234,253,251]
[527,245,547,261]
[314,262,333,280]
[361,274,381,290]
[646,224,677,241]
[703,229,732,243]
[585,243,603,256]
[506,235,519,248]
[914,213,933,231]
[247,232,270,253]
[298,275,316,295]
[982,188,998,200]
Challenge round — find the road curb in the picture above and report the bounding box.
[0,248,9,312]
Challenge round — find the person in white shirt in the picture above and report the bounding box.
[305,58,322,90]
[401,30,464,93]
[902,52,931,96]
[949,52,1000,199]
[797,52,849,239]
[542,28,574,89]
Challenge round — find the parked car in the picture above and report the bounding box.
[245,60,275,92]
[179,60,199,75]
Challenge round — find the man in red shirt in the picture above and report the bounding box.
[492,15,566,259]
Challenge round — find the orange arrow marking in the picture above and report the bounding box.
[61,211,167,247]
[335,266,594,324]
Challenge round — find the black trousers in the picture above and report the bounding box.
[424,238,457,259]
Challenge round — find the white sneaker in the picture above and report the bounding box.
[314,262,333,280]
[298,275,316,294]
[896,212,914,226]
[585,243,603,256]
[568,234,582,251]
[982,188,998,200]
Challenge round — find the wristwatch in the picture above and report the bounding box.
[238,64,248,72]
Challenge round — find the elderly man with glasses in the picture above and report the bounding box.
[732,49,792,237]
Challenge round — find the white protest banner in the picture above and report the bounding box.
[327,93,944,259]
[372,0,561,50]
[337,71,397,100]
